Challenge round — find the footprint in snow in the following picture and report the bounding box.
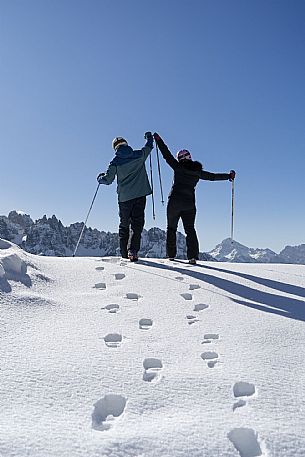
[101,258,120,264]
[95,266,105,271]
[193,303,209,312]
[233,399,247,411]
[92,394,127,431]
[233,381,256,397]
[139,318,153,330]
[201,351,219,368]
[175,276,184,281]
[189,284,200,290]
[104,333,122,348]
[102,304,120,314]
[228,428,263,457]
[126,293,140,300]
[233,381,256,411]
[186,315,199,325]
[95,282,106,290]
[115,273,125,280]
[181,293,192,301]
[143,358,163,383]
[202,333,219,344]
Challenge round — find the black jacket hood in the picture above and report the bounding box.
[180,160,203,171]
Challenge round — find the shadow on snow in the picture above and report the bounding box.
[136,259,305,323]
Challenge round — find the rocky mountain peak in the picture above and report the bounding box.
[1,211,305,263]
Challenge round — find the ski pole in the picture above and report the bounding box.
[230,179,235,243]
[155,143,164,205]
[73,183,100,257]
[149,154,156,220]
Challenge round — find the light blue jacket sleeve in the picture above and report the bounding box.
[137,139,154,161]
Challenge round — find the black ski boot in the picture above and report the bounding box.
[128,250,139,262]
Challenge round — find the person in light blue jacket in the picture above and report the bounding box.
[97,132,153,261]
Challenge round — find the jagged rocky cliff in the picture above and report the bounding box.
[0,211,214,260]
[1,211,305,263]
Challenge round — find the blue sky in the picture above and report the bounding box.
[1,0,304,252]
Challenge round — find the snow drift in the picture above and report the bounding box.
[1,238,305,457]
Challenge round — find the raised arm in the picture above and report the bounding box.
[132,132,154,161]
[141,132,154,160]
[153,133,179,170]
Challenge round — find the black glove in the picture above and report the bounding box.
[229,170,236,182]
[97,172,105,183]
[153,132,161,142]
[144,131,152,140]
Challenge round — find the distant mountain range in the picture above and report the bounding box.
[208,238,304,263]
[1,210,305,264]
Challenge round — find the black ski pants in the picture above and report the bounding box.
[118,196,146,258]
[167,197,199,260]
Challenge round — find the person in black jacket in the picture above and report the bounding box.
[153,133,235,264]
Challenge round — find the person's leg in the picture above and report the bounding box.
[166,199,180,259]
[129,196,146,256]
[118,200,132,258]
[181,207,199,260]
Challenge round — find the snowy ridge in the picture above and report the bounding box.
[1,238,305,456]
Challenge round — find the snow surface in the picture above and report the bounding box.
[1,240,305,456]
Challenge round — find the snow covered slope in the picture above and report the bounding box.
[1,239,305,457]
